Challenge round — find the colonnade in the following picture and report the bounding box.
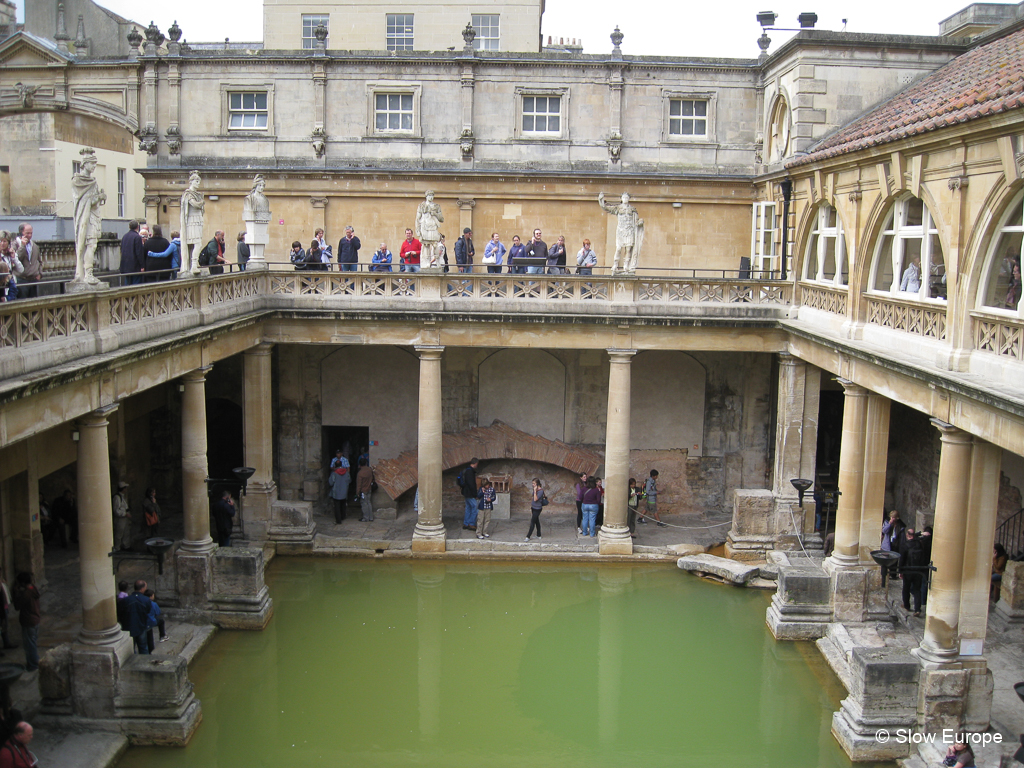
[412,346,637,555]
[824,381,1001,663]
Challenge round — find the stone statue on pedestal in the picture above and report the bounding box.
[243,174,271,269]
[179,170,205,276]
[415,190,444,268]
[70,147,105,286]
[598,191,644,274]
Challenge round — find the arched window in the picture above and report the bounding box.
[978,189,1023,314]
[869,196,945,300]
[802,204,848,286]
[767,97,790,164]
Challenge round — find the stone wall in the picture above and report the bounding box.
[886,401,940,531]
[273,343,772,514]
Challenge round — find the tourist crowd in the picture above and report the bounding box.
[0,224,43,301]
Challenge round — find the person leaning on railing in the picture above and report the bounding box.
[576,239,597,275]
[0,232,23,299]
[146,231,181,279]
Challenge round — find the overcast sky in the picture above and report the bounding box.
[16,0,977,58]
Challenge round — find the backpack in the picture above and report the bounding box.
[198,241,214,267]
[456,472,464,490]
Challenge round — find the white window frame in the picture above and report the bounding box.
[869,195,945,301]
[514,88,568,140]
[301,14,329,49]
[802,203,848,286]
[386,14,414,51]
[472,14,499,50]
[662,90,716,143]
[220,85,275,135]
[72,160,82,176]
[978,189,1024,316]
[117,168,126,218]
[751,202,777,276]
[365,83,422,138]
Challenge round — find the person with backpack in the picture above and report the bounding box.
[477,479,496,539]
[460,458,479,531]
[525,478,546,541]
[199,230,226,274]
[642,469,666,526]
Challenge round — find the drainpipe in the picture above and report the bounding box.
[779,179,792,281]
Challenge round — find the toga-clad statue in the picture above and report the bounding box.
[179,170,205,276]
[598,191,644,274]
[415,190,444,268]
[243,174,271,222]
[71,147,105,285]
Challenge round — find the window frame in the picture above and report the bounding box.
[751,201,778,276]
[978,189,1024,316]
[386,13,414,51]
[868,195,946,301]
[220,85,275,136]
[472,14,500,51]
[661,90,716,144]
[802,203,848,287]
[513,87,569,141]
[117,167,126,218]
[301,14,330,49]
[365,82,422,139]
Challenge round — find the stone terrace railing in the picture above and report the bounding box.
[972,310,1024,362]
[800,283,848,317]
[0,269,792,383]
[865,294,947,340]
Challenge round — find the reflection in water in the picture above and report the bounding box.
[117,560,893,768]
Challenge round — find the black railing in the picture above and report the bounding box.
[997,506,1024,560]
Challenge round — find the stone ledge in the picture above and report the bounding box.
[676,554,760,584]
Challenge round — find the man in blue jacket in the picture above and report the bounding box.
[125,580,153,654]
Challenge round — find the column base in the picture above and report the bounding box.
[267,499,316,553]
[822,552,860,574]
[598,525,633,555]
[912,642,963,669]
[242,260,269,272]
[76,624,125,647]
[411,523,446,553]
[177,537,216,555]
[765,564,831,640]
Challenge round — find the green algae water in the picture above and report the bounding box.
[118,559,892,768]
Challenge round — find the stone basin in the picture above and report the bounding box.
[677,554,760,585]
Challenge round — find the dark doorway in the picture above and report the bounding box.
[207,398,244,486]
[322,425,370,483]
[814,386,844,533]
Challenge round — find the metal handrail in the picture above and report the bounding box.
[996,506,1024,560]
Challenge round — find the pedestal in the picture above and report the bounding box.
[766,563,832,640]
[725,489,775,561]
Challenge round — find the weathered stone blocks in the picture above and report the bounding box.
[209,547,273,630]
[677,554,759,584]
[766,563,831,640]
[725,489,774,561]
[995,560,1024,623]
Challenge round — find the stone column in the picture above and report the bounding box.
[858,394,891,565]
[243,343,277,540]
[599,349,635,555]
[8,442,44,585]
[826,380,868,570]
[958,437,1001,649]
[770,353,820,547]
[180,368,215,553]
[916,421,973,667]
[412,346,445,552]
[75,406,122,645]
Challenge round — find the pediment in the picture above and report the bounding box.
[0,32,73,69]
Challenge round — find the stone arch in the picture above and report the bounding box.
[961,178,1024,314]
[765,92,792,164]
[478,349,566,442]
[374,421,602,499]
[631,351,706,453]
[320,346,419,462]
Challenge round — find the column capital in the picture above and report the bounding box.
[244,342,275,357]
[837,378,868,397]
[415,345,445,360]
[777,351,801,366]
[77,403,119,427]
[606,348,637,361]
[930,419,973,444]
[181,365,213,383]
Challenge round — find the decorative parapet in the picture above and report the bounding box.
[973,310,1024,362]
[865,295,947,340]
[800,283,848,316]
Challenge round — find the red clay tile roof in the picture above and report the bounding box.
[789,26,1024,167]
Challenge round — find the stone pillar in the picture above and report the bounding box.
[916,421,972,667]
[826,380,868,570]
[8,444,44,585]
[858,394,891,565]
[75,406,123,645]
[599,349,634,555]
[176,367,215,611]
[243,344,277,540]
[412,346,445,553]
[179,368,214,554]
[958,437,1000,649]
[770,353,820,549]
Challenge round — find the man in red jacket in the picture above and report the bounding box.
[400,228,421,273]
[0,722,34,768]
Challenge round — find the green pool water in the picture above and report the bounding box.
[117,559,892,768]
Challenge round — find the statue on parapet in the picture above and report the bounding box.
[70,147,105,286]
[243,173,271,222]
[179,170,205,276]
[598,191,644,274]
[415,190,444,268]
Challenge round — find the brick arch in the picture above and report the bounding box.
[373,420,603,499]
